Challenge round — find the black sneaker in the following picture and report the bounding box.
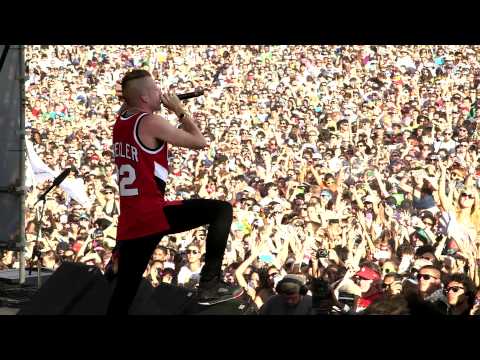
[197,277,244,306]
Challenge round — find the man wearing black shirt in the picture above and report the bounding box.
[259,275,312,315]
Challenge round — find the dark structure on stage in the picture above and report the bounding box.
[17,263,256,315]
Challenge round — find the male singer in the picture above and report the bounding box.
[107,69,242,314]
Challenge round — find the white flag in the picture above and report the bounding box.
[25,139,56,184]
[60,177,92,210]
[25,138,92,210]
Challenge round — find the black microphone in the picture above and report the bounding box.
[52,168,71,186]
[177,89,204,100]
[34,167,71,206]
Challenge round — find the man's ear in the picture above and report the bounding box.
[139,94,148,104]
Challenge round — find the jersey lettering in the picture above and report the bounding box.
[118,164,139,196]
[113,142,139,162]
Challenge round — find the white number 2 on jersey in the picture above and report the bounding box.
[118,164,139,196]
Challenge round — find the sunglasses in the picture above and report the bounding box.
[186,250,199,255]
[354,276,370,284]
[461,193,474,199]
[382,281,400,289]
[417,273,438,281]
[446,286,465,293]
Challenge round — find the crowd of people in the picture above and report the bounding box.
[3,45,480,315]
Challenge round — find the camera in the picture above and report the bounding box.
[317,249,329,258]
[354,235,362,245]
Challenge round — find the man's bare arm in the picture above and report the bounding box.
[141,113,207,150]
[140,92,207,150]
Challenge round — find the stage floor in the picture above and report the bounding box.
[0,307,19,315]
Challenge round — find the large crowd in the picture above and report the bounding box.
[2,45,480,315]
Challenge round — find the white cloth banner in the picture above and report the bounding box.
[25,139,56,184]
[25,138,92,209]
[60,177,92,210]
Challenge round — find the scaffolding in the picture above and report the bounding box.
[0,45,26,284]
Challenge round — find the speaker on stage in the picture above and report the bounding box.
[18,262,257,315]
[18,262,110,315]
[131,282,196,315]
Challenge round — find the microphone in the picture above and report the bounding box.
[177,89,204,100]
[52,168,71,187]
[34,167,71,206]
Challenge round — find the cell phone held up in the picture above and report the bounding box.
[317,249,329,258]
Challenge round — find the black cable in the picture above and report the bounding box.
[0,45,10,73]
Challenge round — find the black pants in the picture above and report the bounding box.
[106,199,233,315]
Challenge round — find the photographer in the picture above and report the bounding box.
[259,274,312,315]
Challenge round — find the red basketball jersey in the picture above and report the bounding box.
[112,111,182,240]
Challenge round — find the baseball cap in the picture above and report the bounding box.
[56,242,70,252]
[79,214,89,221]
[72,242,83,253]
[321,189,333,197]
[355,266,381,281]
[276,274,306,294]
[412,258,433,271]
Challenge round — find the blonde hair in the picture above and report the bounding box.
[455,186,480,233]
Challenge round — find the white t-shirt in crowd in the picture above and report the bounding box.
[177,264,203,287]
[433,139,457,154]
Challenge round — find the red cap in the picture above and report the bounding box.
[447,239,459,251]
[72,242,82,253]
[356,266,381,281]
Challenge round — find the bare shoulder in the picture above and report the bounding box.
[141,113,174,131]
[141,112,166,124]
